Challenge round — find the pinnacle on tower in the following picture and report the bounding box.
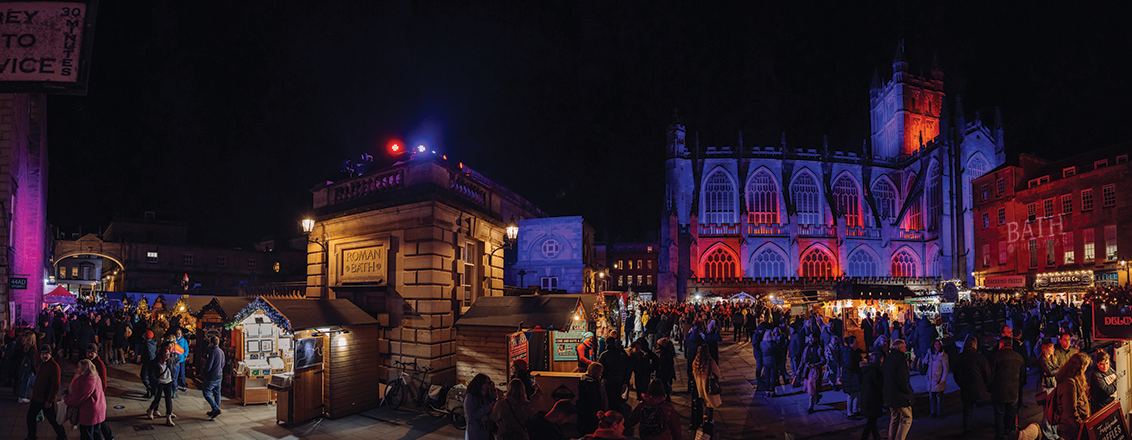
[893,39,909,73]
[871,68,881,89]
[930,52,944,80]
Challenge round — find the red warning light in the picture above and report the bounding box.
[391,144,400,152]
[386,139,404,155]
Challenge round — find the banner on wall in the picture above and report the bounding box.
[1092,300,1132,340]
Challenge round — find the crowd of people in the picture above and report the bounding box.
[462,296,1107,440]
[0,303,227,440]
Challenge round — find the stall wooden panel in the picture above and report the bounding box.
[325,324,382,418]
[294,364,324,423]
[456,326,508,386]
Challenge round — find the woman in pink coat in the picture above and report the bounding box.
[64,359,107,440]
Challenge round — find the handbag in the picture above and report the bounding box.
[54,400,68,426]
[707,373,721,395]
[65,402,80,426]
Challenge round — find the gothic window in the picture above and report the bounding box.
[891,250,917,277]
[966,155,989,200]
[703,171,736,224]
[702,247,736,279]
[833,175,861,228]
[846,249,876,277]
[746,170,779,225]
[872,179,897,223]
[927,163,942,230]
[903,196,923,230]
[792,172,821,225]
[751,248,786,278]
[800,248,834,278]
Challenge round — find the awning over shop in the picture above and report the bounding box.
[456,294,594,330]
[836,284,913,300]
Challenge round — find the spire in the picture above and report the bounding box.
[863,139,871,161]
[781,132,789,154]
[994,107,1003,130]
[822,135,829,158]
[871,68,881,89]
[930,52,944,80]
[892,39,908,73]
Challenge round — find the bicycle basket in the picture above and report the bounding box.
[428,384,446,405]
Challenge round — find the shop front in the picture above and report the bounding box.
[833,284,914,344]
[1035,270,1093,306]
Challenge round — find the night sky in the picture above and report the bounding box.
[46,2,1131,247]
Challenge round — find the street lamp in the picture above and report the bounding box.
[301,218,330,299]
[490,216,520,258]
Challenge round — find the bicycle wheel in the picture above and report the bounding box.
[384,380,404,410]
[451,407,467,430]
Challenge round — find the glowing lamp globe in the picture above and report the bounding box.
[301,219,315,234]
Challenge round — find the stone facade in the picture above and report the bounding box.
[0,94,48,327]
[307,155,544,384]
[511,216,597,292]
[659,47,1004,302]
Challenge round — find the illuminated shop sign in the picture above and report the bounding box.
[984,275,1026,288]
[1035,271,1093,290]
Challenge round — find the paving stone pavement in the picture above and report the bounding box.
[1,336,1044,440]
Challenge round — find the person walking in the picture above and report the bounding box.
[85,343,116,440]
[16,332,37,403]
[146,344,178,426]
[140,330,157,398]
[925,339,949,418]
[1037,343,1059,439]
[883,339,914,440]
[655,338,676,396]
[1054,353,1091,440]
[859,351,884,440]
[954,336,990,435]
[691,345,722,423]
[65,359,107,440]
[25,344,67,440]
[490,378,533,440]
[463,373,497,440]
[801,336,825,413]
[598,337,630,414]
[841,336,863,420]
[201,336,225,419]
[626,379,681,440]
[990,337,1025,440]
[629,339,657,401]
[759,331,778,397]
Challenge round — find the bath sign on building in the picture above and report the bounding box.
[340,245,386,284]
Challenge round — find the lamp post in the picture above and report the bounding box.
[301,219,330,299]
[487,217,519,294]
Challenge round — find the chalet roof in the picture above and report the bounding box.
[224,297,377,333]
[456,294,593,330]
[196,297,255,320]
[176,295,215,315]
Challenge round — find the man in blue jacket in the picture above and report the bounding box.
[174,328,189,397]
[201,336,225,419]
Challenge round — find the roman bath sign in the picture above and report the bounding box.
[339,245,385,284]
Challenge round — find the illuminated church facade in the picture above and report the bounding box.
[659,46,1006,302]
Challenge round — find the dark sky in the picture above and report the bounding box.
[46,2,1131,246]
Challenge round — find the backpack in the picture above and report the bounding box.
[1043,386,1060,425]
[638,404,666,436]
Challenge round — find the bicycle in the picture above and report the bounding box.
[382,360,467,429]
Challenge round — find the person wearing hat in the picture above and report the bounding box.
[526,398,578,440]
[575,333,597,373]
[626,379,681,440]
[25,344,66,440]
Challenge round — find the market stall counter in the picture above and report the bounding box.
[222,297,380,424]
[455,294,597,389]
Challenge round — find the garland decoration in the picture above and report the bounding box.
[224,297,291,333]
[1083,283,1132,305]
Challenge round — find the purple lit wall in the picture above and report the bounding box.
[0,93,48,327]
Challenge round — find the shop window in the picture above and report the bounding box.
[1061,195,1073,214]
[147,252,158,264]
[1082,189,1094,211]
[1063,233,1074,264]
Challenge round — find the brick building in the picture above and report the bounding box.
[972,143,1132,302]
[608,242,659,297]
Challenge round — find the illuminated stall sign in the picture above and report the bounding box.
[0,1,97,95]
[984,275,1026,288]
[1035,271,1093,290]
[1093,299,1132,341]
